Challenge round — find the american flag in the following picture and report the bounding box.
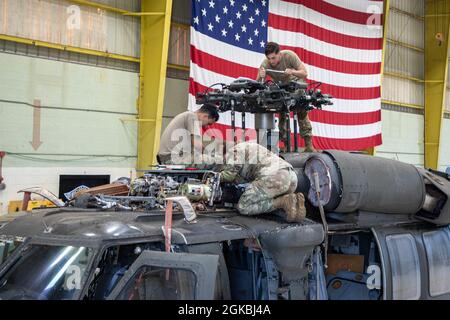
[188,0,384,151]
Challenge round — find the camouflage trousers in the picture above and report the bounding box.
[278,109,313,145]
[237,168,298,216]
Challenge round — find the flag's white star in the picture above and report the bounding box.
[262,0,266,6]
[261,19,266,27]
[255,8,260,16]
[228,20,234,28]
[193,16,199,25]
[223,6,228,14]
[207,23,214,31]
[236,11,241,19]
[249,16,254,24]
[221,29,228,36]
[235,33,240,41]
[201,8,207,16]
[254,29,259,36]
[260,40,265,47]
[241,25,247,33]
[250,0,254,3]
[215,14,221,23]
[242,4,248,12]
[248,37,253,45]
[208,0,215,8]
[230,0,235,7]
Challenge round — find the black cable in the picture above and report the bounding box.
[202,83,227,95]
[5,151,136,163]
[308,81,322,90]
[0,99,138,116]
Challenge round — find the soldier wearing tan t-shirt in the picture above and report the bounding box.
[157,104,219,165]
[256,42,315,153]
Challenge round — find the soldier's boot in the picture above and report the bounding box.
[303,136,316,153]
[273,193,306,223]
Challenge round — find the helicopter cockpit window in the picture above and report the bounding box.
[0,244,93,300]
[115,267,196,300]
[386,234,421,300]
[423,229,450,297]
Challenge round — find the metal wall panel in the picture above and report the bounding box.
[377,109,424,167]
[168,24,190,67]
[384,0,425,108]
[387,11,424,49]
[94,0,140,11]
[0,39,139,72]
[0,0,140,57]
[385,42,424,78]
[172,0,191,25]
[390,0,425,16]
[382,75,424,107]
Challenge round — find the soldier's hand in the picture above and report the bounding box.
[285,68,294,75]
[259,67,266,79]
[219,170,237,183]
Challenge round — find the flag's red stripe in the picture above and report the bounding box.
[192,44,380,76]
[190,50,381,100]
[283,0,382,26]
[306,80,380,100]
[191,80,380,126]
[312,134,382,150]
[269,13,383,50]
[190,45,256,79]
[189,79,208,97]
[309,109,381,125]
[204,121,382,151]
[280,45,381,75]
[286,133,382,151]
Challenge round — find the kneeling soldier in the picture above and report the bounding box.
[219,141,306,222]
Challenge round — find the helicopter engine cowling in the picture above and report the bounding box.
[284,150,450,225]
[285,151,426,214]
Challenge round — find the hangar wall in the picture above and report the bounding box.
[378,0,450,171]
[0,0,141,214]
[0,49,139,214]
[377,0,426,166]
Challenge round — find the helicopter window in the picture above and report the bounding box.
[115,267,196,300]
[0,244,93,300]
[386,234,421,300]
[86,243,164,300]
[423,229,450,297]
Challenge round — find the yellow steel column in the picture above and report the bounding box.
[424,0,450,169]
[137,0,173,170]
[365,0,390,156]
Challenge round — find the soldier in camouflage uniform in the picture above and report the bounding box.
[218,141,306,222]
[256,42,315,153]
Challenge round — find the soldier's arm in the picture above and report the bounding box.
[285,61,307,80]
[256,61,267,82]
[285,52,308,80]
[295,61,308,79]
[220,165,240,183]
